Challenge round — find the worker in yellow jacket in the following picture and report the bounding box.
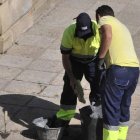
[51,13,101,128]
[95,5,139,140]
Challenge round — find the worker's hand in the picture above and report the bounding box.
[69,77,77,90]
[96,58,105,70]
[96,57,106,87]
[70,77,80,96]
[70,78,86,104]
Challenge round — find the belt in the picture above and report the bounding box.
[70,56,97,64]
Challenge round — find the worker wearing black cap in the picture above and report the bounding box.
[52,12,101,128]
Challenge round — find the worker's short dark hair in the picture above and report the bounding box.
[96,5,115,17]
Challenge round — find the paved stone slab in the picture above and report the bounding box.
[7,45,46,59]
[40,49,61,61]
[0,78,10,90]
[16,70,57,85]
[27,24,63,42]
[117,4,140,36]
[133,29,140,49]
[39,0,95,26]
[16,34,55,48]
[130,107,140,121]
[128,0,140,6]
[50,73,64,86]
[128,122,140,135]
[133,85,140,96]
[0,55,33,68]
[0,66,21,80]
[32,0,62,22]
[134,109,140,122]
[28,59,63,73]
[48,39,61,50]
[40,85,62,98]
[127,134,140,140]
[125,25,140,37]
[4,80,43,95]
[131,94,140,108]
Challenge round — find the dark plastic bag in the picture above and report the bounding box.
[79,106,103,140]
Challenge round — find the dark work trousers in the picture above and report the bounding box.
[60,57,99,107]
[101,65,139,126]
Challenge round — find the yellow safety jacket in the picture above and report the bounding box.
[60,20,100,63]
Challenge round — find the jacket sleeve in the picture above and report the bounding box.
[60,26,73,54]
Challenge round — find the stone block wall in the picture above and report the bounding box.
[0,0,62,53]
[0,0,33,53]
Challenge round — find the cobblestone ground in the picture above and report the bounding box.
[0,0,140,140]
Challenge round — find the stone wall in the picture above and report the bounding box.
[0,0,61,53]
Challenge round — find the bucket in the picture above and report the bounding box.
[36,127,63,140]
[32,117,63,140]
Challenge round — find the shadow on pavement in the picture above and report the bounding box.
[0,94,59,139]
[0,94,82,140]
[62,125,83,140]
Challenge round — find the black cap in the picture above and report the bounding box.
[75,13,93,38]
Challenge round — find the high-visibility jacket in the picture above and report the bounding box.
[60,20,100,61]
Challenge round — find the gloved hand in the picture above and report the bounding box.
[70,79,86,104]
[74,80,86,104]
[69,76,77,90]
[96,58,105,70]
[96,57,106,86]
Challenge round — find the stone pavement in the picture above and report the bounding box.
[0,0,140,140]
